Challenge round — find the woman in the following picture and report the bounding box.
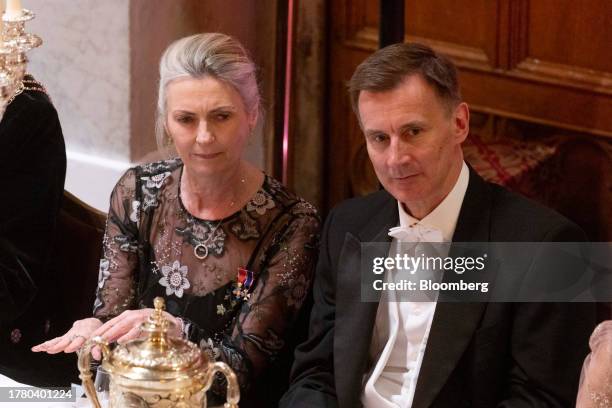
[577,320,612,407]
[33,33,320,404]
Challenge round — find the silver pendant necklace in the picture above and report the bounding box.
[193,220,223,260]
[182,166,247,260]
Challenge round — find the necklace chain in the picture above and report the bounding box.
[193,220,223,260]
[187,169,247,260]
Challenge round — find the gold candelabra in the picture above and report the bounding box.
[0,6,41,118]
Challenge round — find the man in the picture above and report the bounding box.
[280,43,596,407]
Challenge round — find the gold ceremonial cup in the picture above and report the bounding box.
[78,297,240,407]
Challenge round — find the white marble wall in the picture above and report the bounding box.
[27,0,131,161]
[25,0,131,210]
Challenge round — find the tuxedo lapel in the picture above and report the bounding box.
[412,169,493,408]
[334,192,398,408]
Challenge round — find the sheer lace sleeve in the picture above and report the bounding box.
[577,320,612,408]
[185,202,320,397]
[93,168,140,321]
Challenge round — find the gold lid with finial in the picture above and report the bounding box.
[102,297,206,381]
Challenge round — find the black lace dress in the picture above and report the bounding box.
[93,158,320,405]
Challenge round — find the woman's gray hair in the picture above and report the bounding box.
[155,33,262,150]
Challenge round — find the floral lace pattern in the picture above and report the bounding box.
[114,234,137,253]
[129,200,140,224]
[284,274,309,307]
[91,158,320,402]
[176,216,227,258]
[159,261,190,297]
[97,259,110,289]
[246,191,276,215]
[229,210,260,240]
[140,171,171,211]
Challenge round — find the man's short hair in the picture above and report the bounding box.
[348,42,461,120]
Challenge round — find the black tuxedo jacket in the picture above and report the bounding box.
[281,169,596,408]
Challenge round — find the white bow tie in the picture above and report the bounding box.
[388,224,444,243]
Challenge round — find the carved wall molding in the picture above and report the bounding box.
[512,59,612,95]
[343,26,493,72]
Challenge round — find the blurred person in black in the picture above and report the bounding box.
[0,75,71,386]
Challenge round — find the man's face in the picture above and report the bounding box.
[358,74,469,218]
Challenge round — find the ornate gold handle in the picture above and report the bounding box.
[210,361,240,408]
[77,336,111,408]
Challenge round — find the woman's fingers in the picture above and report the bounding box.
[92,310,152,342]
[33,312,154,354]
[44,335,75,354]
[90,314,124,338]
[117,324,144,344]
[63,335,88,353]
[32,335,62,352]
[99,317,141,343]
[92,310,140,338]
[91,345,102,361]
[32,318,104,354]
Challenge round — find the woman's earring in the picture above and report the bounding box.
[245,128,254,147]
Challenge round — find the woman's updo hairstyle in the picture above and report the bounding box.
[155,33,261,149]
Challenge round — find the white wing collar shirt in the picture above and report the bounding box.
[362,161,470,408]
